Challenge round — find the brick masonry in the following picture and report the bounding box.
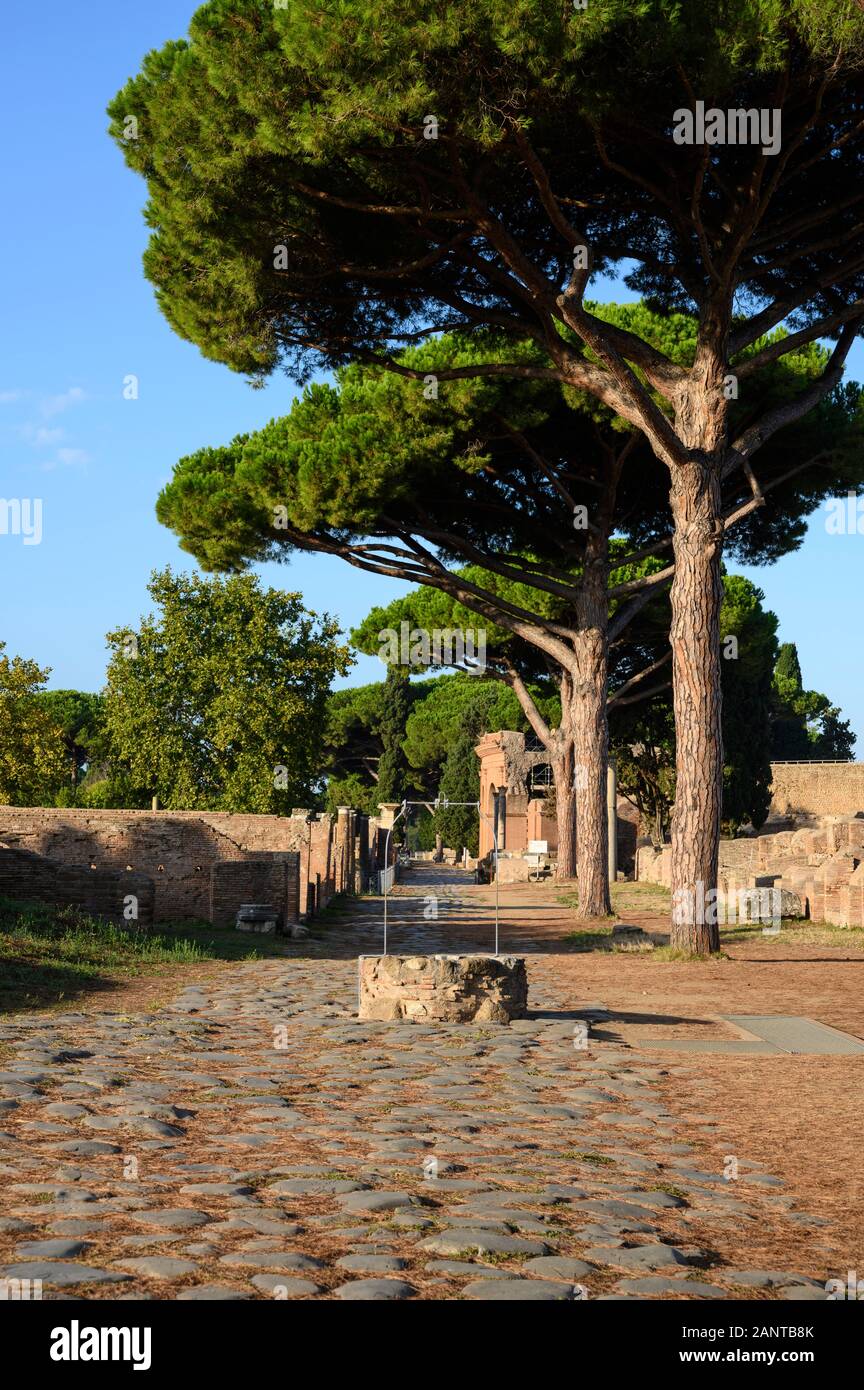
[768,762,864,818]
[0,805,363,926]
[358,953,529,1023]
[0,843,154,927]
[637,817,864,928]
[209,856,300,931]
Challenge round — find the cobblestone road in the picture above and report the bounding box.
[0,867,830,1300]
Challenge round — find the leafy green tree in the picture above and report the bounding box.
[402,674,554,792]
[322,771,381,819]
[321,667,547,833]
[0,644,67,806]
[771,642,856,761]
[111,0,864,951]
[33,690,107,799]
[719,577,780,833]
[321,676,440,811]
[103,569,350,812]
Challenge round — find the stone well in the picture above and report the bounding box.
[358,954,528,1023]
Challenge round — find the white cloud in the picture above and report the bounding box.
[55,448,91,467]
[18,424,64,446]
[0,389,24,404]
[41,386,86,418]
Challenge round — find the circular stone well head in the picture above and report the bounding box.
[357,954,527,1023]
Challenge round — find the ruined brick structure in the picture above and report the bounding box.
[475,732,558,859]
[0,805,365,926]
[768,761,864,819]
[0,843,154,927]
[637,817,864,929]
[474,730,638,874]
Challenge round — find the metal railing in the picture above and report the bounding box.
[377,863,396,895]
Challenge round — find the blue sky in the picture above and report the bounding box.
[1,2,862,746]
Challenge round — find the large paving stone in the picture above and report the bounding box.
[129,1208,213,1229]
[720,1269,818,1289]
[267,1178,366,1196]
[14,1239,90,1259]
[584,1244,690,1271]
[336,1254,407,1274]
[339,1190,418,1214]
[250,1274,324,1297]
[175,1284,252,1300]
[523,1256,593,1279]
[220,1251,325,1271]
[0,1261,130,1288]
[464,1279,579,1300]
[333,1278,416,1300]
[419,1230,551,1258]
[179,1183,253,1196]
[47,1140,122,1156]
[617,1277,729,1297]
[118,1256,199,1278]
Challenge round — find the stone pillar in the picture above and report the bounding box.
[377,803,401,864]
[336,806,354,893]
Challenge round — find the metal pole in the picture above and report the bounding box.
[494,813,500,957]
[396,797,501,956]
[382,802,406,956]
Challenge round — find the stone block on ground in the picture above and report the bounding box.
[358,954,528,1023]
[234,903,280,934]
[611,924,654,952]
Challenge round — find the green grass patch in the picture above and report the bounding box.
[719,917,864,945]
[0,896,292,1014]
[557,881,671,917]
[650,1183,691,1202]
[561,928,615,950]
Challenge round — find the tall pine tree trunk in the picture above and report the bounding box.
[552,735,577,880]
[668,457,724,954]
[571,574,612,919]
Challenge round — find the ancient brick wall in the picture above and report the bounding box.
[0,844,154,927]
[210,855,300,930]
[0,806,364,925]
[636,817,864,928]
[769,762,864,818]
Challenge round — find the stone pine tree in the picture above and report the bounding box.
[111,1,864,951]
[153,321,861,923]
[154,330,676,915]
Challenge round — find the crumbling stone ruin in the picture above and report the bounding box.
[637,815,864,928]
[358,953,529,1022]
[0,805,369,928]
